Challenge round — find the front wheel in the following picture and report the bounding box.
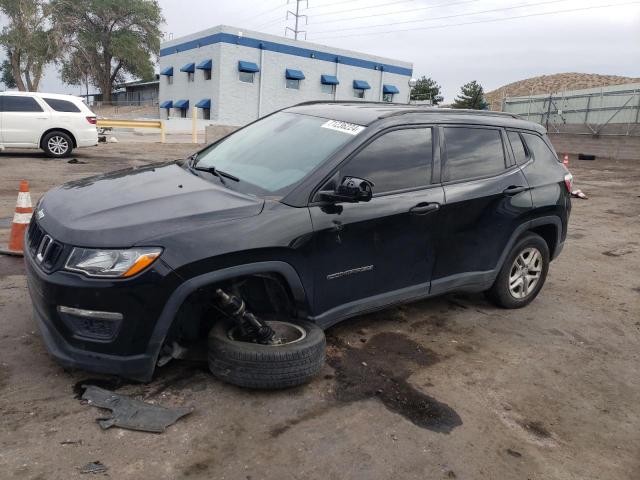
[42,131,73,158]
[486,232,550,309]
[208,320,326,389]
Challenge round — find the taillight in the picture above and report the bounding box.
[86,116,97,125]
[563,172,573,193]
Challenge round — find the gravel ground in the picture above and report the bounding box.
[0,142,638,480]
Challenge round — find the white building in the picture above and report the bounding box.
[158,25,413,127]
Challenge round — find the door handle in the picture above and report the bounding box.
[503,185,528,196]
[409,202,440,215]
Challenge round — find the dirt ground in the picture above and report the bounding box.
[0,142,638,480]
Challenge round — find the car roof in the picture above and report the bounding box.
[0,91,86,102]
[285,101,545,133]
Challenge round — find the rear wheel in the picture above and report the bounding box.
[42,131,73,158]
[486,232,550,309]
[208,319,326,389]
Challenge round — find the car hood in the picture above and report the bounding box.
[36,162,264,247]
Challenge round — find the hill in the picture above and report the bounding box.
[486,73,640,110]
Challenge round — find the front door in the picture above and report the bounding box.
[309,126,444,324]
[431,125,533,292]
[0,95,50,145]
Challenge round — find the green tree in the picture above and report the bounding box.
[1,59,16,89]
[53,0,163,102]
[452,80,488,110]
[410,76,443,105]
[0,0,60,91]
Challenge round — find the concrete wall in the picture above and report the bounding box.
[159,25,413,127]
[549,133,640,161]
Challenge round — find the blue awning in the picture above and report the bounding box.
[160,66,173,76]
[383,84,400,94]
[321,74,339,85]
[174,99,189,109]
[353,80,371,90]
[160,100,173,109]
[238,61,260,73]
[195,98,211,109]
[196,59,213,70]
[285,69,305,80]
[180,63,195,73]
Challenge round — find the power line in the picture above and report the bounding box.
[310,0,570,33]
[309,1,640,40]
[308,0,419,16]
[310,0,482,26]
[238,1,288,26]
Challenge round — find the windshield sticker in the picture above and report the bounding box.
[321,120,365,136]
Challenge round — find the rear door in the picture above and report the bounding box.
[309,126,445,323]
[431,125,533,293]
[0,95,50,146]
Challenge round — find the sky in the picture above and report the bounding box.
[5,0,640,102]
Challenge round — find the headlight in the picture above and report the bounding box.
[65,247,162,278]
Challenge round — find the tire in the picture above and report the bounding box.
[208,319,326,389]
[42,131,73,158]
[486,232,550,309]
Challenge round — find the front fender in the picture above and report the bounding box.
[144,260,310,377]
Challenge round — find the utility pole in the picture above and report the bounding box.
[285,0,308,40]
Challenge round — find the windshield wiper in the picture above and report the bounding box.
[193,165,239,186]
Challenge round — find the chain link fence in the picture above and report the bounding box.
[501,83,640,136]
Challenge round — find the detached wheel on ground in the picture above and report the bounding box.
[42,131,73,158]
[208,319,326,389]
[486,232,550,309]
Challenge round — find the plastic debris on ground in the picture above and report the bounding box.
[81,385,193,433]
[571,189,588,199]
[79,461,108,474]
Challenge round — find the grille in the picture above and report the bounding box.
[27,220,64,270]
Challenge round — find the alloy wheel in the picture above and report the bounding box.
[508,247,543,299]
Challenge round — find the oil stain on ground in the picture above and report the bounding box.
[326,332,462,433]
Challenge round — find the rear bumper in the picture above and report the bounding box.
[75,128,99,147]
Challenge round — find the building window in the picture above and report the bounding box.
[321,83,335,95]
[167,76,173,85]
[187,72,194,82]
[180,108,187,118]
[204,69,211,80]
[383,93,394,102]
[286,78,300,90]
[353,88,365,99]
[202,108,210,120]
[239,71,255,83]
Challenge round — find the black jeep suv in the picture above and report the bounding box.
[25,102,572,388]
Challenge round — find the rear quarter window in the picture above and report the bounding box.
[443,127,506,182]
[507,131,529,165]
[43,98,81,113]
[522,133,560,165]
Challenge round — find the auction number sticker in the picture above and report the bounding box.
[321,119,365,136]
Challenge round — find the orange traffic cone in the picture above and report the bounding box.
[0,181,33,256]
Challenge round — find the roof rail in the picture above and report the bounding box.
[289,101,522,119]
[380,107,522,120]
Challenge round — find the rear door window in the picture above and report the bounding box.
[507,131,529,165]
[443,127,506,182]
[1,96,43,112]
[342,127,433,194]
[43,98,81,112]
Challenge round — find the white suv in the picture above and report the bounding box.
[0,92,98,158]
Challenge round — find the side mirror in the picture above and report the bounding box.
[319,176,374,203]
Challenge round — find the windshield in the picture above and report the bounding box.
[194,112,363,196]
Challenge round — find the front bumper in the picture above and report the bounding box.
[24,233,182,382]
